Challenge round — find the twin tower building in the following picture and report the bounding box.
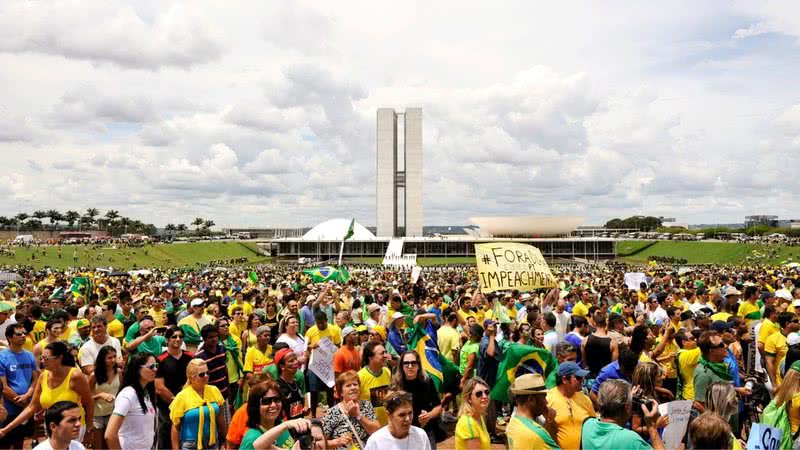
[376,108,423,238]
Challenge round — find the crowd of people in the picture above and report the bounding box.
[0,261,798,450]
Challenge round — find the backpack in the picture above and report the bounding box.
[761,399,800,450]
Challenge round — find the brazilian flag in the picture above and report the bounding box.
[70,276,90,298]
[407,322,460,393]
[491,343,559,403]
[302,266,351,284]
[248,271,258,284]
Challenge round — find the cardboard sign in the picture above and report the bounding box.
[657,400,692,449]
[308,337,337,388]
[624,272,647,290]
[475,242,556,293]
[746,423,783,450]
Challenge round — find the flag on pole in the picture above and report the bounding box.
[248,271,258,284]
[490,342,559,403]
[407,322,460,393]
[343,218,356,241]
[302,266,351,284]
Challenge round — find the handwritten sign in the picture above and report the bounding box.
[308,337,337,388]
[657,400,692,449]
[624,272,647,291]
[746,423,783,450]
[411,266,422,284]
[475,242,556,294]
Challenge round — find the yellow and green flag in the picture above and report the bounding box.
[491,342,559,403]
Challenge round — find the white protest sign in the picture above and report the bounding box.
[746,423,783,450]
[624,272,647,290]
[308,337,337,388]
[656,400,692,450]
[411,266,422,284]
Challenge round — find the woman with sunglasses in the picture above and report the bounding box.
[263,301,280,345]
[241,381,309,450]
[390,351,443,449]
[105,353,158,450]
[88,345,121,449]
[363,390,431,450]
[170,359,227,450]
[322,370,380,450]
[454,378,491,450]
[0,341,94,442]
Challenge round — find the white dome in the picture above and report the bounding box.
[470,216,585,237]
[302,219,376,240]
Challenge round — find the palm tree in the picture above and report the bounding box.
[176,224,188,233]
[13,213,29,231]
[0,216,8,230]
[26,219,43,230]
[203,219,215,229]
[64,210,80,229]
[32,210,47,222]
[192,217,205,233]
[47,210,62,229]
[85,208,100,229]
[119,217,132,235]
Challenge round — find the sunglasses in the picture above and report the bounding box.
[196,372,209,378]
[402,361,419,367]
[261,396,282,405]
[473,389,490,398]
[13,331,27,337]
[144,363,158,370]
[170,335,184,340]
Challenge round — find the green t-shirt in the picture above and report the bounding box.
[460,341,480,375]
[130,335,167,357]
[693,363,728,402]
[581,418,652,450]
[264,364,306,391]
[240,427,294,450]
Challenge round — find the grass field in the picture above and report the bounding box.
[0,241,269,270]
[617,240,800,265]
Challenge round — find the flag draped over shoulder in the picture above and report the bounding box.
[302,266,351,284]
[70,276,91,298]
[407,322,460,393]
[491,343,559,403]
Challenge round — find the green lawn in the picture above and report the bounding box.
[0,242,269,270]
[617,240,800,265]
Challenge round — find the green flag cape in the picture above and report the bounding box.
[491,342,559,403]
[302,266,351,284]
[248,271,258,284]
[344,218,355,241]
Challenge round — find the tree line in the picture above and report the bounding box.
[604,215,664,231]
[0,209,161,237]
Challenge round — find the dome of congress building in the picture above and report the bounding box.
[469,216,585,237]
[302,219,376,241]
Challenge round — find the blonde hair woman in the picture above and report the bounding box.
[704,382,744,450]
[169,359,227,449]
[455,378,491,450]
[773,361,800,435]
[631,362,668,439]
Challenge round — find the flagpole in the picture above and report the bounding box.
[338,239,345,266]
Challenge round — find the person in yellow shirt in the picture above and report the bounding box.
[358,342,391,425]
[437,312,461,364]
[305,309,340,417]
[507,373,560,450]
[227,293,252,318]
[773,360,800,436]
[757,305,780,364]
[243,325,272,379]
[148,297,168,328]
[546,362,595,450]
[455,378,492,450]
[456,296,477,327]
[228,306,247,342]
[736,287,760,328]
[675,329,701,401]
[101,301,125,340]
[765,312,799,388]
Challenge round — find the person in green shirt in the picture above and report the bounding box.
[239,381,301,450]
[126,317,167,357]
[460,324,482,390]
[581,379,665,450]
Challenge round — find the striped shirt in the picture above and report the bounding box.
[195,343,230,397]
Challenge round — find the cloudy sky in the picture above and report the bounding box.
[1,1,799,228]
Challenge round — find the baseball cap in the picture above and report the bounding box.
[557,362,590,378]
[367,304,381,314]
[711,320,732,333]
[341,326,356,339]
[787,332,800,346]
[190,299,204,307]
[510,373,548,395]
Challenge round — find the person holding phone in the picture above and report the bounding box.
[126,317,168,358]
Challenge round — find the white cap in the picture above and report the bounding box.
[190,299,204,307]
[787,332,800,346]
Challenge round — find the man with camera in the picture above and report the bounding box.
[581,379,665,450]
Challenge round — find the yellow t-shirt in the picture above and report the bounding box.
[107,319,125,339]
[546,387,595,450]
[148,308,168,328]
[710,312,732,323]
[455,415,490,450]
[358,367,391,426]
[677,347,701,401]
[572,301,589,318]
[789,393,800,434]
[32,320,47,343]
[437,325,461,363]
[227,301,252,318]
[305,325,342,347]
[457,308,477,325]
[243,345,272,374]
[506,416,556,450]
[758,319,780,346]
[765,332,789,386]
[737,301,761,327]
[229,321,246,343]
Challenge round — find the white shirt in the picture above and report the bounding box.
[364,425,431,450]
[33,440,86,450]
[112,386,156,450]
[79,335,122,368]
[647,307,669,324]
[553,311,571,338]
[543,330,559,356]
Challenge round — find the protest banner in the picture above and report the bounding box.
[411,265,422,284]
[746,423,782,450]
[657,400,692,449]
[308,337,337,388]
[474,242,556,293]
[624,272,647,290]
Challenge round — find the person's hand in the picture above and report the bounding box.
[656,414,670,429]
[641,399,661,428]
[344,399,360,417]
[544,406,557,424]
[285,418,311,434]
[145,327,158,338]
[99,392,115,403]
[338,432,353,448]
[419,409,431,427]
[735,386,752,397]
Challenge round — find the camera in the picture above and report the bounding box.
[631,395,655,414]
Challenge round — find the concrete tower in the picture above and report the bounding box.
[376,108,423,237]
